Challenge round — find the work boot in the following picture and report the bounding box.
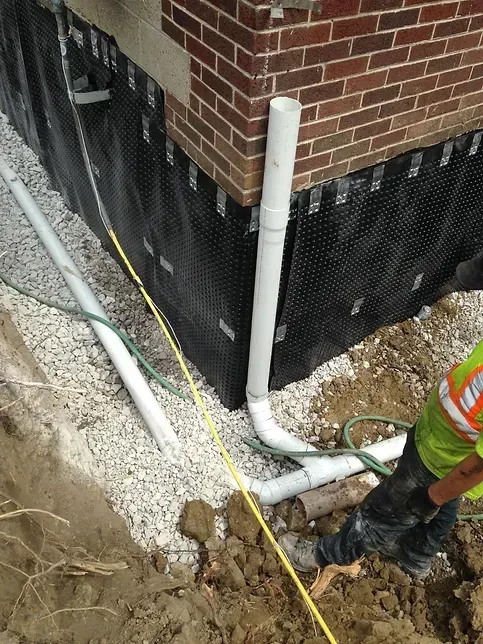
[278,533,320,573]
[378,541,431,581]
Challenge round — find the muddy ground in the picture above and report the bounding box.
[1,301,483,644]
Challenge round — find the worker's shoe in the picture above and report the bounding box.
[278,533,320,573]
[378,542,431,581]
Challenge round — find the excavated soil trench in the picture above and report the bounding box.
[1,306,483,644]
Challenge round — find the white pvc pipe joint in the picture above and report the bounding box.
[0,156,180,463]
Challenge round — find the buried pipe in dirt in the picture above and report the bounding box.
[0,155,180,463]
[296,471,380,522]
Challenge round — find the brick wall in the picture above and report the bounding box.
[158,0,483,206]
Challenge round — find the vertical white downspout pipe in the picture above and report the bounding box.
[0,156,180,463]
[246,97,321,466]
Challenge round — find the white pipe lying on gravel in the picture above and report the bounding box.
[245,97,405,504]
[240,434,406,505]
[0,155,180,463]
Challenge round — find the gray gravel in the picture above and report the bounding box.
[0,112,352,563]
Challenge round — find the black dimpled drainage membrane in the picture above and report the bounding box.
[1,0,483,409]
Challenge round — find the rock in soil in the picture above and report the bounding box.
[179,499,216,543]
[227,491,261,544]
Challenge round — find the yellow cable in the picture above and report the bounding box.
[108,229,338,644]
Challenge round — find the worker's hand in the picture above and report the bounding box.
[406,486,441,523]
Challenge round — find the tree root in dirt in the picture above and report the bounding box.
[310,560,362,600]
[0,501,127,625]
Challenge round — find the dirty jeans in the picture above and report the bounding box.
[315,427,459,573]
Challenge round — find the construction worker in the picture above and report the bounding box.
[280,254,483,580]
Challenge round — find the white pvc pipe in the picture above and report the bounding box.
[246,97,301,403]
[240,434,406,505]
[0,156,180,463]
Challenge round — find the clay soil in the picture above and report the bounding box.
[1,302,483,644]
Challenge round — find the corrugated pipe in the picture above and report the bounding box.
[0,156,181,463]
[245,97,405,504]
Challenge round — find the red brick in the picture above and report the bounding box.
[332,15,379,40]
[371,128,407,151]
[190,93,200,114]
[401,75,438,97]
[362,84,401,107]
[312,130,354,154]
[420,3,458,23]
[384,140,419,159]
[217,100,266,137]
[185,0,218,28]
[191,77,217,108]
[332,140,371,163]
[463,48,483,66]
[236,49,267,76]
[318,94,362,118]
[201,140,230,175]
[276,66,323,92]
[300,80,345,105]
[458,1,482,16]
[304,40,352,66]
[202,66,233,103]
[395,25,434,46]
[460,90,483,108]
[434,18,471,38]
[162,0,172,17]
[417,86,452,107]
[191,59,201,77]
[267,49,305,74]
[219,15,276,54]
[471,64,483,79]
[407,117,442,139]
[298,117,340,142]
[205,0,236,17]
[470,15,483,30]
[349,150,386,171]
[326,57,369,81]
[218,58,272,97]
[166,121,186,150]
[301,105,318,123]
[427,98,461,118]
[162,16,185,47]
[354,118,391,141]
[378,95,417,117]
[340,106,380,130]
[310,161,350,184]
[409,40,446,61]
[166,91,187,119]
[378,8,420,31]
[203,25,235,61]
[387,61,426,84]
[173,6,201,38]
[312,0,361,19]
[296,142,312,159]
[186,141,215,178]
[294,152,332,175]
[292,173,311,191]
[370,46,410,69]
[200,103,231,140]
[187,109,215,143]
[441,105,476,126]
[452,77,483,97]
[446,32,481,52]
[426,52,462,75]
[361,0,403,10]
[352,32,395,55]
[174,114,201,147]
[391,106,427,129]
[234,93,272,119]
[186,35,216,69]
[346,70,388,94]
[215,134,249,170]
[438,66,472,86]
[232,131,266,157]
[280,22,331,50]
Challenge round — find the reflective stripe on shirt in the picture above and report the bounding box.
[438,376,480,443]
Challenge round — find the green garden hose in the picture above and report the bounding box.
[0,272,189,400]
[245,415,483,521]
